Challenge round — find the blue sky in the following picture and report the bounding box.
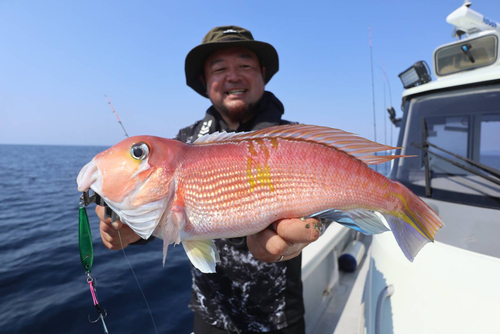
[1,0,498,146]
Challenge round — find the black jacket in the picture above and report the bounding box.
[175,91,305,332]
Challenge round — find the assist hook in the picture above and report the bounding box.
[87,273,109,333]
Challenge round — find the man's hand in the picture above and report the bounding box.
[96,205,141,250]
[247,217,322,262]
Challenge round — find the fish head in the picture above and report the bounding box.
[77,136,185,239]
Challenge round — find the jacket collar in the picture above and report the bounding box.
[203,91,284,134]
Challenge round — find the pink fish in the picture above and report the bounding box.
[77,125,444,273]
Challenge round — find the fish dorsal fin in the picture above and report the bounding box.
[193,124,408,165]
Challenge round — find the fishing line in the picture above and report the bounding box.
[117,230,159,334]
[103,97,240,334]
[102,96,158,333]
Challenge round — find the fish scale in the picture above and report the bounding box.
[77,124,444,273]
[179,137,388,240]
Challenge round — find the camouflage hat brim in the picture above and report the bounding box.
[185,30,279,98]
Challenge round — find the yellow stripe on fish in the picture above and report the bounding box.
[392,192,433,241]
[246,139,275,192]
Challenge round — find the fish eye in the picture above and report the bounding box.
[130,142,150,160]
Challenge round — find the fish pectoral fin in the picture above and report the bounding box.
[182,240,220,274]
[311,208,390,235]
[161,205,187,266]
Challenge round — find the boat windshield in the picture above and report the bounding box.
[391,84,500,209]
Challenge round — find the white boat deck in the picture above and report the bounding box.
[313,244,370,334]
[302,226,372,334]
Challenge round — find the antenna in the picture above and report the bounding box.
[382,59,387,175]
[104,95,129,138]
[387,73,394,148]
[382,59,387,147]
[369,26,378,172]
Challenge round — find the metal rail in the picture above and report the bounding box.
[412,143,500,187]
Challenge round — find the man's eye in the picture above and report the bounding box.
[214,67,225,73]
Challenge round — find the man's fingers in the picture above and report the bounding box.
[275,218,322,244]
[247,228,289,262]
[96,205,141,250]
[100,221,121,249]
[279,249,303,262]
[96,205,123,229]
[111,220,123,229]
[95,205,107,221]
[247,225,311,263]
[100,220,118,236]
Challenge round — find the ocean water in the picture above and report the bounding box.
[481,154,500,171]
[2,144,498,334]
[0,145,192,334]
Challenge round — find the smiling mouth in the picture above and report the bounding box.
[226,89,247,96]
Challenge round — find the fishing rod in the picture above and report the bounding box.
[77,98,158,334]
[76,95,128,333]
[104,95,129,138]
[377,61,393,175]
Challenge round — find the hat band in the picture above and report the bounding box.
[217,36,248,42]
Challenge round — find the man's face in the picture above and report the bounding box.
[203,47,265,125]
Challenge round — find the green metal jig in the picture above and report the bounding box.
[79,192,109,334]
[79,195,94,272]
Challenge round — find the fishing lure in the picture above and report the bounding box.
[79,192,109,334]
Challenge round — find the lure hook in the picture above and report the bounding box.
[79,194,110,333]
[88,307,108,324]
[86,273,109,333]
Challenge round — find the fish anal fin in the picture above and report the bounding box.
[182,239,220,273]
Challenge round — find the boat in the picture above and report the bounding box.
[302,2,500,333]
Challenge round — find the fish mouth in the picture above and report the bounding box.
[76,158,171,240]
[77,159,101,192]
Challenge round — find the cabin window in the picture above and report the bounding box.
[480,113,500,170]
[425,116,471,175]
[435,34,498,76]
[392,85,500,208]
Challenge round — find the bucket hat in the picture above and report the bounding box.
[185,25,279,97]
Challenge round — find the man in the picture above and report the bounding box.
[98,26,322,333]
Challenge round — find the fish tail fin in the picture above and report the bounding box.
[383,181,444,261]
